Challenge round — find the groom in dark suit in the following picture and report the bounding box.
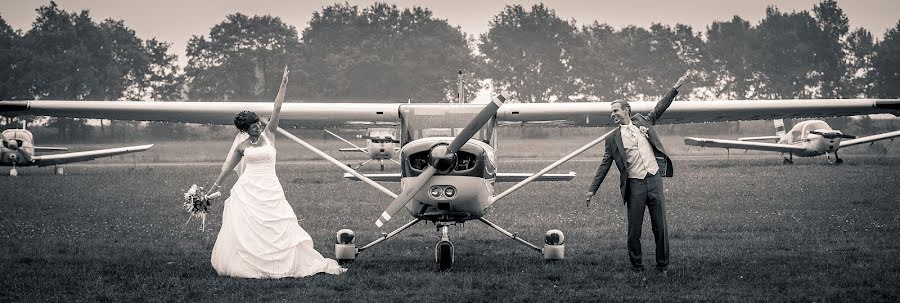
[585,74,687,275]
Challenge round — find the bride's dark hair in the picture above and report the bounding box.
[233,111,260,132]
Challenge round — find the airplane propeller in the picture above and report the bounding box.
[809,129,856,139]
[375,94,506,227]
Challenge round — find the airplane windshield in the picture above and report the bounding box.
[400,105,495,144]
[801,121,831,133]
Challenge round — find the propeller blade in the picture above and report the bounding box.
[447,94,505,153]
[375,165,437,227]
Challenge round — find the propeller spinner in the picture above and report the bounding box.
[375,94,506,227]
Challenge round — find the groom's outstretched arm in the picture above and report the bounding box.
[648,73,688,125]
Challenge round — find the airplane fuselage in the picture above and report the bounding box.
[778,120,844,157]
[366,139,396,160]
[400,137,497,222]
[1,129,35,167]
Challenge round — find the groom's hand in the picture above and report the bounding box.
[673,73,688,90]
[585,191,594,207]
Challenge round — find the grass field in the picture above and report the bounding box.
[2,156,899,302]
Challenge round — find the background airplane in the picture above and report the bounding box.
[325,127,400,171]
[1,127,153,176]
[2,97,898,270]
[684,119,900,164]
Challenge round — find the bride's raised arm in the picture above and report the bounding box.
[264,66,289,145]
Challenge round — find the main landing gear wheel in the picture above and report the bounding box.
[542,229,565,261]
[54,165,65,175]
[334,229,357,266]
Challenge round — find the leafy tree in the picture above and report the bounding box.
[572,23,697,101]
[705,16,758,99]
[872,21,900,98]
[479,4,578,102]
[18,2,181,139]
[0,15,30,102]
[812,0,849,97]
[570,22,624,102]
[185,13,300,101]
[299,2,479,102]
[754,7,825,98]
[844,28,875,97]
[644,23,700,97]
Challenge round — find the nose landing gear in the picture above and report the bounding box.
[435,225,454,271]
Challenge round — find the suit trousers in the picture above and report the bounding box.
[625,173,669,269]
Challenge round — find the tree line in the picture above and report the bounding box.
[1,1,899,140]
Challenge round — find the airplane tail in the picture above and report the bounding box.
[737,119,785,142]
[774,119,785,137]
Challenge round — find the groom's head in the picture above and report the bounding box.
[610,100,631,125]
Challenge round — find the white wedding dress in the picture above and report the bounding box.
[211,139,344,278]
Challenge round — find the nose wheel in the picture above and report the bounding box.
[10,166,18,176]
[435,225,454,271]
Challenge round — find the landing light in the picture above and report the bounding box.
[444,187,456,197]
[431,186,442,197]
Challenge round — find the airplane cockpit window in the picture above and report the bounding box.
[801,121,831,134]
[789,129,802,142]
[400,105,495,145]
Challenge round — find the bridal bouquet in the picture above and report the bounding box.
[182,184,221,231]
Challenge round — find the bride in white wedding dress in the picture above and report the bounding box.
[205,67,345,278]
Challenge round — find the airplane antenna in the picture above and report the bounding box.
[457,69,464,103]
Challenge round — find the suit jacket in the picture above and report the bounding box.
[589,88,679,204]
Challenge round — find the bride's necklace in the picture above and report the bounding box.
[249,137,261,145]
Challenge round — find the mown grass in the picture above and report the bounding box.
[3,157,899,302]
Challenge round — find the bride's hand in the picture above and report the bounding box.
[205,184,219,197]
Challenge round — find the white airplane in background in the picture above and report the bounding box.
[685,119,900,164]
[2,97,898,270]
[325,127,400,171]
[1,127,153,176]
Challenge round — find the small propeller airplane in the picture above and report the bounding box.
[684,119,900,164]
[1,126,153,176]
[3,94,899,270]
[325,127,400,171]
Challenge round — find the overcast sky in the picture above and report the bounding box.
[2,0,898,67]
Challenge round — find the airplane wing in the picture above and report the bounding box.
[2,99,898,127]
[0,101,401,127]
[497,99,900,126]
[342,172,576,182]
[34,146,69,152]
[338,148,367,152]
[494,172,576,182]
[684,137,806,153]
[31,144,154,167]
[737,136,780,142]
[839,130,900,148]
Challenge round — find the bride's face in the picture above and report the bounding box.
[248,121,262,137]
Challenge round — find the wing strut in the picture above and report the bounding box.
[492,127,617,204]
[276,127,397,199]
[325,129,367,152]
